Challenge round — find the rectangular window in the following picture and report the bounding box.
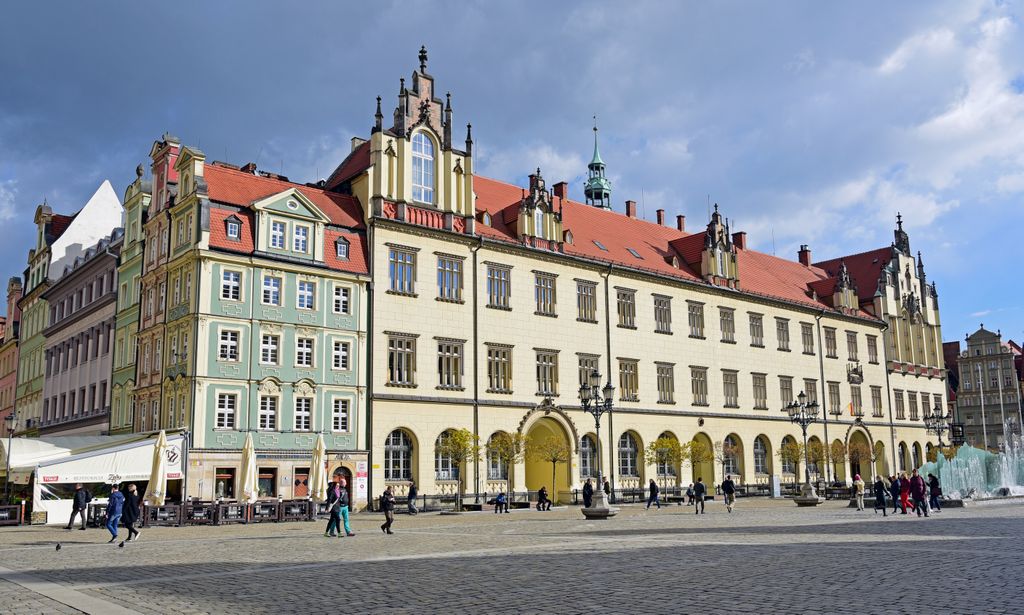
[577,282,597,322]
[908,392,919,420]
[258,396,277,431]
[828,381,841,415]
[486,265,511,309]
[219,330,239,362]
[656,363,675,403]
[867,335,879,364]
[691,367,708,405]
[871,386,883,417]
[749,313,764,347]
[536,351,559,395]
[654,296,673,334]
[578,355,599,388]
[294,397,312,431]
[388,336,416,386]
[333,341,350,370]
[270,221,286,249]
[437,341,463,389]
[389,248,417,295]
[437,256,463,301]
[333,286,351,314]
[221,270,240,301]
[262,276,281,305]
[720,308,735,342]
[293,225,309,253]
[332,399,350,432]
[534,273,556,315]
[336,241,349,259]
[894,389,906,420]
[260,335,280,364]
[804,379,818,405]
[216,393,237,429]
[776,318,790,351]
[619,360,639,401]
[297,280,316,310]
[487,345,512,393]
[780,376,794,408]
[801,323,815,355]
[851,385,863,416]
[824,327,838,358]
[752,373,767,409]
[688,302,705,338]
[226,220,240,239]
[847,331,859,361]
[296,337,314,367]
[722,370,739,407]
[617,289,636,328]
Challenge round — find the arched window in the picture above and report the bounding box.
[411,132,435,204]
[487,434,507,480]
[717,249,727,277]
[899,443,908,472]
[580,435,596,479]
[618,433,639,477]
[912,443,922,469]
[754,437,768,474]
[723,435,739,475]
[384,430,412,481]
[656,433,677,477]
[534,208,545,239]
[435,430,458,481]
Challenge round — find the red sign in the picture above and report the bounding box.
[42,476,59,483]
[167,472,182,479]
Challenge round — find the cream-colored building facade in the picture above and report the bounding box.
[329,50,943,502]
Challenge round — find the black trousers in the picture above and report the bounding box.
[67,507,87,529]
[694,497,705,513]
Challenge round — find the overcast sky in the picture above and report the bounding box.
[2,1,1023,344]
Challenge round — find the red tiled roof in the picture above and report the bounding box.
[324,229,369,275]
[814,247,892,301]
[49,214,77,242]
[204,164,364,229]
[209,209,254,255]
[325,141,371,191]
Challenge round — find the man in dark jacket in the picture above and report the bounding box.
[721,475,737,513]
[407,482,419,515]
[122,484,141,542]
[65,483,91,530]
[909,470,929,517]
[693,478,707,514]
[645,479,661,509]
[889,475,903,514]
[105,484,124,543]
[582,479,594,508]
[927,473,942,512]
[380,486,396,535]
[603,479,611,503]
[872,475,888,517]
[536,486,552,511]
[325,475,355,537]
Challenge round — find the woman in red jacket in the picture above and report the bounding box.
[899,472,911,514]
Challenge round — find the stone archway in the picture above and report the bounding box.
[848,430,872,480]
[691,432,715,487]
[524,417,572,503]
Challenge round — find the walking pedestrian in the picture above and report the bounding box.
[899,473,911,514]
[889,475,902,515]
[494,491,508,513]
[927,473,942,512]
[536,486,552,511]
[104,484,124,543]
[721,475,737,513]
[909,469,929,517]
[65,483,91,530]
[325,475,354,537]
[582,479,594,508]
[603,479,611,503]
[407,481,419,515]
[645,479,661,509]
[853,474,866,511]
[872,475,888,517]
[380,486,396,534]
[693,477,707,514]
[685,483,695,506]
[122,484,141,542]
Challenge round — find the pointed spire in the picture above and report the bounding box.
[896,211,903,231]
[465,122,473,155]
[584,116,611,209]
[443,92,453,149]
[373,96,383,133]
[590,115,604,166]
[445,91,452,111]
[419,45,428,73]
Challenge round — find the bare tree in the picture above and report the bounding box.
[527,436,571,504]
[435,428,481,511]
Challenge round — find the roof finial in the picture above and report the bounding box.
[419,45,428,73]
[896,211,903,230]
[465,122,473,155]
[373,96,383,132]
[590,115,604,166]
[399,77,405,94]
[445,91,451,111]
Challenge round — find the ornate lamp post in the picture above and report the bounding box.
[4,411,16,504]
[925,405,953,448]
[579,369,618,519]
[786,391,823,506]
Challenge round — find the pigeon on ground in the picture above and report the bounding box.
[55,543,61,551]
[118,541,125,548]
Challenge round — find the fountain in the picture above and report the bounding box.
[918,422,1024,501]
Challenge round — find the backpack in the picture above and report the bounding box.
[85,490,93,504]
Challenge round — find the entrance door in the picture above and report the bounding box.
[294,468,309,499]
[524,417,571,502]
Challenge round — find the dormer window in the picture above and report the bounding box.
[627,248,643,259]
[335,237,350,260]
[225,216,241,240]
[412,132,435,204]
[481,212,492,226]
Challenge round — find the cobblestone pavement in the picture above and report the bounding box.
[0,498,1022,614]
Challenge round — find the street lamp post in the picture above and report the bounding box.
[925,405,953,448]
[786,391,823,506]
[579,369,618,519]
[4,411,15,505]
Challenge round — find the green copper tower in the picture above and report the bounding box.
[584,118,612,209]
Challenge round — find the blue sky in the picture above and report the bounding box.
[2,1,1023,344]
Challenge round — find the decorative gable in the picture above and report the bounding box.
[251,188,330,262]
[700,204,739,288]
[515,168,563,247]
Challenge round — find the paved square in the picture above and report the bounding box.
[1,499,1022,614]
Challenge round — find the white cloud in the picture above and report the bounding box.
[970,309,992,317]
[878,28,956,74]
[0,180,16,221]
[478,142,584,185]
[996,172,1024,193]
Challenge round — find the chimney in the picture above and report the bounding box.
[240,162,257,174]
[798,244,812,267]
[625,200,637,218]
[351,137,367,152]
[656,209,665,225]
[676,215,686,232]
[553,182,568,200]
[732,232,747,250]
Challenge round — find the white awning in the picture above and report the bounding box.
[1,432,185,484]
